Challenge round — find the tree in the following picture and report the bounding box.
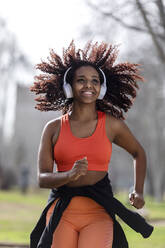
[85,0,165,65]
[0,17,32,189]
[0,17,31,143]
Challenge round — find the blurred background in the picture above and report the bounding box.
[0,0,165,247]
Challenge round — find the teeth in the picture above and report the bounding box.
[83,92,93,95]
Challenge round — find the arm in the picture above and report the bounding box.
[111,117,146,209]
[38,120,70,189]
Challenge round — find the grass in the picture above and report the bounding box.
[0,189,165,247]
[123,224,165,248]
[0,189,48,244]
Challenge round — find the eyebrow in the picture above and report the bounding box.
[77,75,99,78]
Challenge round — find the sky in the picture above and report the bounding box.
[0,0,91,64]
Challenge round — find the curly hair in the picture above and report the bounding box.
[30,40,144,119]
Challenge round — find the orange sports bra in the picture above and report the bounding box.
[54,111,112,172]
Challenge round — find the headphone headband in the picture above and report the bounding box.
[63,66,72,86]
[64,66,106,85]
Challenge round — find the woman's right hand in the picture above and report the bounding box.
[68,157,88,181]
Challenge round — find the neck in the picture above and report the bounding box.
[70,102,98,121]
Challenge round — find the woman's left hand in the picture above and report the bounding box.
[129,191,145,209]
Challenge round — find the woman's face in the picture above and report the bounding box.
[72,66,101,103]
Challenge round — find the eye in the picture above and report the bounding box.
[77,79,85,83]
[92,79,100,84]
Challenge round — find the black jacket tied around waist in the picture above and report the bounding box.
[30,173,153,248]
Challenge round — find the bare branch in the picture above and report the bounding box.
[136,0,165,63]
[103,11,148,32]
[86,0,165,41]
[86,0,165,62]
[156,0,165,32]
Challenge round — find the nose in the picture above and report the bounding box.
[84,80,92,88]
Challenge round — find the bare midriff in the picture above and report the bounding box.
[59,170,107,187]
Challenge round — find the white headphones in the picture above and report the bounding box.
[63,66,107,99]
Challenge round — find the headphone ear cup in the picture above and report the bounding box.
[63,83,73,98]
[97,68,107,100]
[63,66,73,99]
[98,84,107,99]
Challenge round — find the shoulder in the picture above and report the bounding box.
[104,112,131,142]
[105,112,125,130]
[40,115,64,146]
[41,115,62,139]
[44,116,61,131]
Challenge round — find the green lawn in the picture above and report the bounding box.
[0,189,47,244]
[0,189,165,247]
[123,224,165,248]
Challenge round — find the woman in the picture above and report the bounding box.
[30,41,153,248]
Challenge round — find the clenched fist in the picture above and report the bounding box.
[68,157,88,181]
[129,191,145,209]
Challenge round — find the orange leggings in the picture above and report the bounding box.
[46,196,113,248]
